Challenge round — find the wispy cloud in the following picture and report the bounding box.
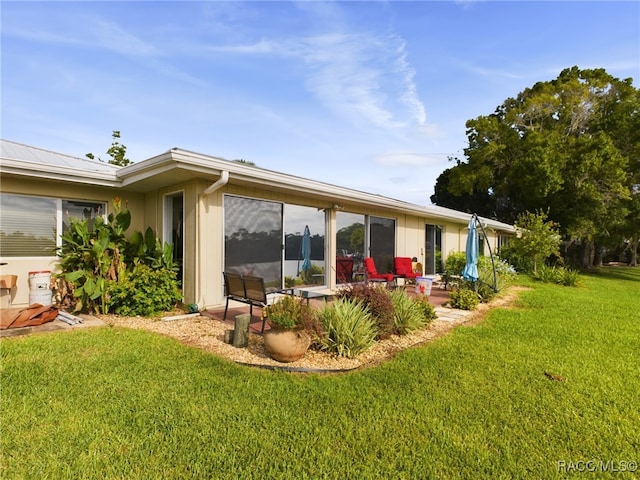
[4,15,158,58]
[394,38,427,126]
[204,39,276,55]
[91,19,159,57]
[199,29,429,133]
[300,32,404,129]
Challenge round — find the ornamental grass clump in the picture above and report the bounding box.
[317,298,377,358]
[533,265,580,287]
[390,289,430,335]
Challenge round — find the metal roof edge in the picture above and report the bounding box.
[1,138,121,172]
[0,158,122,187]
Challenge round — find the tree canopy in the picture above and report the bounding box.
[431,67,639,267]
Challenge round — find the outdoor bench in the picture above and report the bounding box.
[223,272,276,333]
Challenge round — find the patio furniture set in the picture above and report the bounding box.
[223,257,425,332]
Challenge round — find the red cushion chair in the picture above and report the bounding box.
[364,257,394,283]
[394,257,419,281]
[336,256,354,283]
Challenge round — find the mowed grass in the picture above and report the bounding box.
[1,268,638,479]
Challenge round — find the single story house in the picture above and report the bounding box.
[0,139,515,308]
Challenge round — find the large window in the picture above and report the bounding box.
[0,193,105,257]
[224,195,283,290]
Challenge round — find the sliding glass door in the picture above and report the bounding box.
[336,212,365,284]
[369,216,395,275]
[284,204,326,287]
[335,213,396,282]
[425,224,443,275]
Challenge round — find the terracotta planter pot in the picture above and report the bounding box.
[263,328,311,363]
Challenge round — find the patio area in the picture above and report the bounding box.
[202,283,452,334]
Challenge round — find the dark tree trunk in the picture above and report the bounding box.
[630,238,638,266]
[581,241,594,269]
[593,244,604,267]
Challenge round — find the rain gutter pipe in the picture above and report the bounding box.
[203,170,229,195]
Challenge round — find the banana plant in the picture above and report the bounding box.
[55,197,179,313]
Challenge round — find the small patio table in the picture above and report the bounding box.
[279,288,335,304]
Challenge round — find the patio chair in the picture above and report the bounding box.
[336,256,354,283]
[363,257,394,283]
[393,257,419,283]
[223,272,270,332]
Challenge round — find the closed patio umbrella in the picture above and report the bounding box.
[300,225,312,272]
[461,216,479,282]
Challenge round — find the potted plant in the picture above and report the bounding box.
[262,295,315,362]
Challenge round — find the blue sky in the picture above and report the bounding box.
[2,1,638,205]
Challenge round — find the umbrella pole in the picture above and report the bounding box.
[473,213,498,293]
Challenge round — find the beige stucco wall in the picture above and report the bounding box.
[0,177,145,306]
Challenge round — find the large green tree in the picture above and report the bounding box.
[433,67,639,267]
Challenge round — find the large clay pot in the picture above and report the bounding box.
[263,328,311,363]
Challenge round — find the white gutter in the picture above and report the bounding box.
[203,170,229,195]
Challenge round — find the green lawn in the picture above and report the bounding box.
[2,268,639,479]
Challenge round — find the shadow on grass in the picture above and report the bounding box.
[580,265,639,282]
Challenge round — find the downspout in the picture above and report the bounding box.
[196,170,229,308]
[203,170,229,196]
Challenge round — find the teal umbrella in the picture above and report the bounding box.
[462,216,479,282]
[300,225,312,272]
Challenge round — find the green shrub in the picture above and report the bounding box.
[337,283,395,339]
[560,268,580,287]
[56,198,180,314]
[317,298,378,358]
[262,295,322,340]
[498,210,562,274]
[299,264,324,285]
[449,287,480,310]
[476,281,497,303]
[445,252,466,277]
[107,263,182,317]
[498,242,534,273]
[390,289,429,334]
[413,295,438,323]
[533,265,581,286]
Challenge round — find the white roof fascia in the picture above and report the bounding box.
[123,148,515,233]
[0,158,122,187]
